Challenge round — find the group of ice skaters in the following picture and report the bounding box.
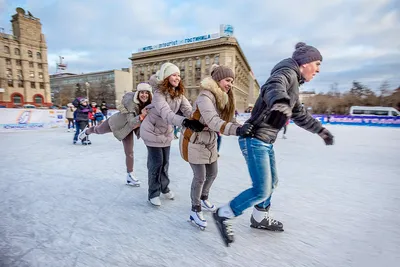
[66,100,108,144]
[72,42,335,247]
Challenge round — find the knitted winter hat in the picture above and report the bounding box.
[156,62,180,82]
[210,64,235,82]
[292,42,323,66]
[134,82,153,104]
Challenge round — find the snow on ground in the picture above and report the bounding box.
[0,125,399,267]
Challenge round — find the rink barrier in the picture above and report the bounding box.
[235,113,400,128]
[0,108,119,132]
[1,109,399,132]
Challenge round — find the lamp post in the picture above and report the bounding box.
[85,82,90,101]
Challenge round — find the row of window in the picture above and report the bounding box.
[54,74,115,85]
[135,56,219,75]
[6,69,44,80]
[4,46,42,59]
[5,58,43,68]
[7,80,45,89]
[12,94,44,104]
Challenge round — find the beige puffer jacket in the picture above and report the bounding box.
[179,77,240,164]
[140,77,193,147]
[108,92,142,141]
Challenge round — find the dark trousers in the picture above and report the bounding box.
[67,119,75,129]
[73,121,88,141]
[147,146,171,199]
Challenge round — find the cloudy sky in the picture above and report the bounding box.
[1,0,399,93]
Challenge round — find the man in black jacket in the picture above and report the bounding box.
[213,42,334,247]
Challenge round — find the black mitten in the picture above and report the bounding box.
[318,128,334,145]
[182,119,205,132]
[236,123,254,137]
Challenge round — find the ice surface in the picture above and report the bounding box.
[0,125,399,267]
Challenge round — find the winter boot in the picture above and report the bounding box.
[201,195,216,212]
[126,172,141,187]
[213,204,235,247]
[149,196,161,206]
[162,191,175,200]
[250,205,284,231]
[189,205,207,230]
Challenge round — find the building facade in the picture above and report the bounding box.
[0,8,51,107]
[130,30,260,112]
[50,68,133,108]
[299,90,316,104]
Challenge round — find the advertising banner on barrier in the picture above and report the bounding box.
[0,109,66,131]
[235,113,399,127]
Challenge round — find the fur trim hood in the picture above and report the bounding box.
[200,77,229,111]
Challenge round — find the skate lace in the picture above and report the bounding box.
[223,220,234,236]
[265,212,279,225]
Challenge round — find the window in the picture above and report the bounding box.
[18,80,24,87]
[29,71,35,78]
[8,80,13,87]
[16,59,22,66]
[205,56,210,65]
[38,72,43,79]
[6,58,11,65]
[28,50,33,57]
[17,70,23,80]
[39,82,44,89]
[36,52,41,59]
[38,63,43,69]
[34,95,43,104]
[29,62,34,68]
[214,55,219,64]
[196,58,201,68]
[15,48,20,55]
[4,46,10,54]
[13,95,22,104]
[6,68,12,78]
[392,111,399,116]
[31,82,36,88]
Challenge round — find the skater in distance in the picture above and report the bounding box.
[213,42,335,247]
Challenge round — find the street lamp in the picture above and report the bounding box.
[85,82,90,101]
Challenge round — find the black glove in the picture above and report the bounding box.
[318,128,334,145]
[265,103,292,129]
[236,123,254,137]
[182,119,205,132]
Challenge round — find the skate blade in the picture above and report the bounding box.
[126,182,140,187]
[188,219,206,231]
[250,224,284,232]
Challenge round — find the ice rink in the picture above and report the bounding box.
[1,125,399,267]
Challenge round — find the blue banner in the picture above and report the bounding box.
[313,115,400,127]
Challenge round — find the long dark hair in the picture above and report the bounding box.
[137,92,152,113]
[159,78,185,99]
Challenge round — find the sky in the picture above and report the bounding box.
[1,0,399,93]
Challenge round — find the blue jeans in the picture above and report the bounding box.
[230,137,278,216]
[73,121,88,141]
[217,133,222,152]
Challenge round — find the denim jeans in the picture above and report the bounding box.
[230,137,278,216]
[73,121,88,141]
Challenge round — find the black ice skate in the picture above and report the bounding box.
[213,208,234,247]
[250,205,284,231]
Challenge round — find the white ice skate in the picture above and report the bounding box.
[189,210,207,230]
[126,173,141,187]
[201,199,217,212]
[162,191,175,200]
[149,197,161,206]
[67,129,71,132]
[78,126,89,141]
